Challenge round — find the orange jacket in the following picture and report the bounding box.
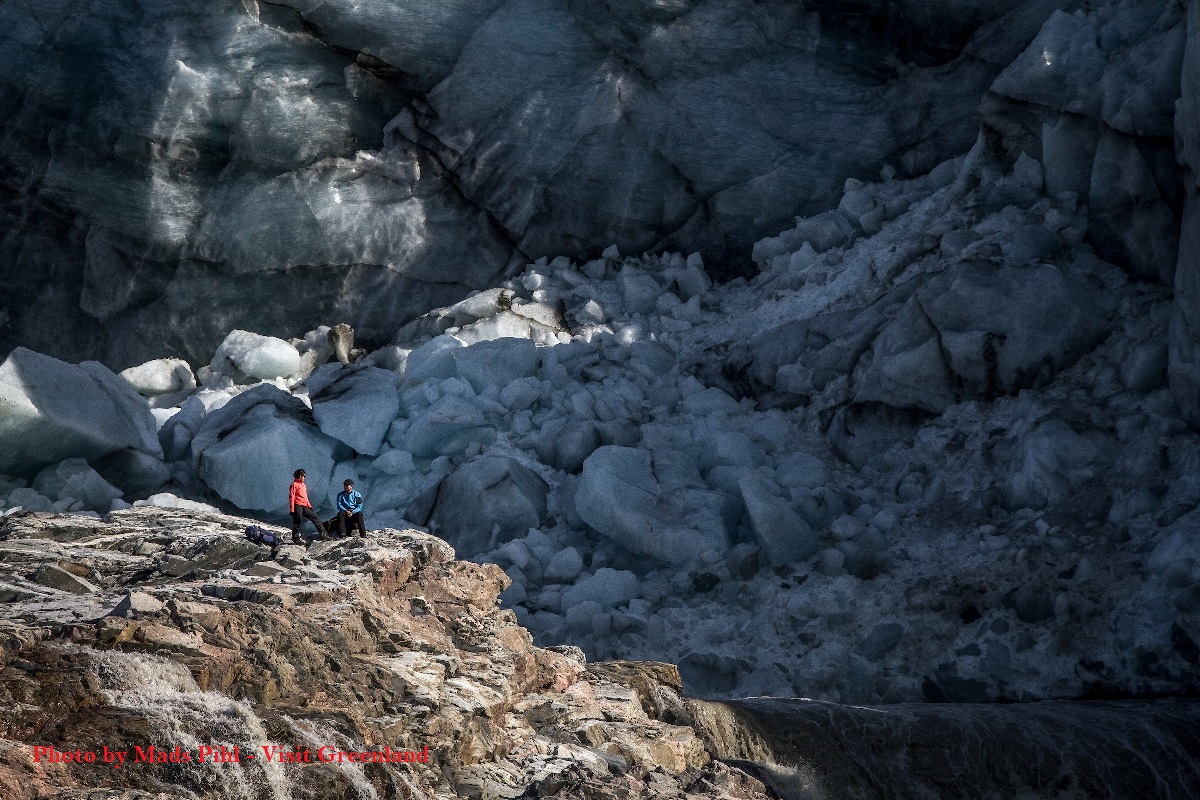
[289,479,311,513]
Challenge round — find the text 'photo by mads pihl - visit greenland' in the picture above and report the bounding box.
[0,0,1198,797]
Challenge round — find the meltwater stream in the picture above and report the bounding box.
[91,649,295,800]
[688,696,1200,800]
[86,649,436,800]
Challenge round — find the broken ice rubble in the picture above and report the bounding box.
[2,130,1198,707]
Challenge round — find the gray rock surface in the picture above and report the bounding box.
[31,564,98,594]
[109,589,166,617]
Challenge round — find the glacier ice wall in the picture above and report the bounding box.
[1171,0,1200,427]
[0,0,1074,368]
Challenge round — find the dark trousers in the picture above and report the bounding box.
[292,506,326,539]
[338,510,366,536]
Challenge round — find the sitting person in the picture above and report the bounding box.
[336,479,367,537]
[289,468,326,545]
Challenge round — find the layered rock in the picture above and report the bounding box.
[0,507,770,800]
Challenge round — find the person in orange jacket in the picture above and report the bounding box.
[289,468,326,546]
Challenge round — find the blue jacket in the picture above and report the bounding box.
[336,489,363,514]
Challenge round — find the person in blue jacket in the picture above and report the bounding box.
[335,479,367,537]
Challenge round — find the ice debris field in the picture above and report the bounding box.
[1,143,1198,706]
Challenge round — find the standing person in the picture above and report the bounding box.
[289,469,326,545]
[336,479,367,537]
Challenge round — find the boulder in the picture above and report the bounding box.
[856,622,904,662]
[404,335,465,382]
[737,475,820,566]
[1010,586,1054,624]
[208,330,301,381]
[6,487,53,512]
[855,262,1113,413]
[92,449,172,500]
[548,420,600,474]
[191,385,346,514]
[1003,418,1112,511]
[403,394,495,458]
[110,591,166,618]
[1122,340,1169,393]
[0,348,163,477]
[561,568,639,612]
[327,322,359,365]
[32,564,97,594]
[308,364,401,456]
[425,456,548,557]
[32,459,124,513]
[775,451,831,490]
[119,358,197,396]
[543,547,584,585]
[576,446,731,566]
[452,337,538,394]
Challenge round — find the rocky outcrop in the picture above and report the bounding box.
[0,507,771,799]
